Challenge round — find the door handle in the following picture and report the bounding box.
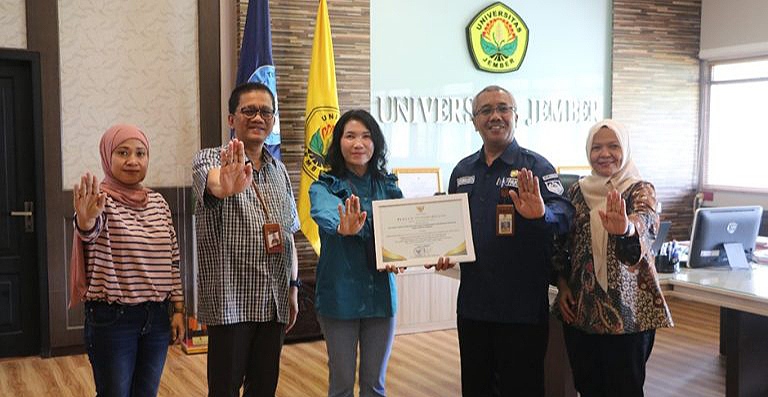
[10,211,33,217]
[9,201,34,232]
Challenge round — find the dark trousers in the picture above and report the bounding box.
[84,300,171,397]
[207,321,286,397]
[562,325,656,397]
[457,316,549,397]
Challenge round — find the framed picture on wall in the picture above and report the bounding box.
[393,167,443,198]
[556,165,592,176]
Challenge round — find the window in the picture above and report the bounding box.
[703,57,768,191]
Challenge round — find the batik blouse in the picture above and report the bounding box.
[552,181,673,334]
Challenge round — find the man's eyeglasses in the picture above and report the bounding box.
[473,104,516,117]
[238,106,275,120]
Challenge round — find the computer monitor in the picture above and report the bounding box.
[688,206,763,268]
[651,221,672,256]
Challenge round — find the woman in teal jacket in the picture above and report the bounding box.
[309,109,403,397]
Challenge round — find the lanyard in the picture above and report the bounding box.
[251,178,272,223]
[246,156,274,223]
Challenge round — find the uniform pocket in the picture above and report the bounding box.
[455,184,474,199]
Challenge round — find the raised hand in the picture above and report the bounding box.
[73,172,106,230]
[598,189,630,235]
[218,139,253,197]
[337,195,367,236]
[508,168,546,219]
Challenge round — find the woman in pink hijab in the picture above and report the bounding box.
[552,120,673,397]
[69,124,185,396]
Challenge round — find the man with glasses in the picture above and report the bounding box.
[192,82,301,397]
[439,85,573,396]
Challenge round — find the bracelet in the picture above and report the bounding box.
[172,305,185,314]
[290,279,302,288]
[75,215,100,233]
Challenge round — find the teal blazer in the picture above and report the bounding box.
[309,171,403,319]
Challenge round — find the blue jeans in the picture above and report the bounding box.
[317,315,396,397]
[84,301,171,397]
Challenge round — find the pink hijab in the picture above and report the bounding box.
[68,124,152,307]
[99,124,152,207]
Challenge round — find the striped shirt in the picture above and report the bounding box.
[192,147,299,326]
[78,192,183,305]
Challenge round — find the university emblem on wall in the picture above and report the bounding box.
[466,2,529,73]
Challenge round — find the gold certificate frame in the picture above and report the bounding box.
[372,193,476,269]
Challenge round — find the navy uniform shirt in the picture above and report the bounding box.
[448,139,574,324]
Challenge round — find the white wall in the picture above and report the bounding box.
[371,0,611,185]
[708,191,768,210]
[58,0,201,188]
[700,0,768,59]
[0,0,27,49]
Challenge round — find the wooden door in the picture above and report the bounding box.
[0,56,41,357]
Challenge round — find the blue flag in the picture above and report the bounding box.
[236,0,281,159]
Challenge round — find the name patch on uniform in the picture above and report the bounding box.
[542,173,560,181]
[456,175,475,187]
[545,180,564,195]
[496,177,518,188]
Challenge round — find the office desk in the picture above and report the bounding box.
[659,265,768,397]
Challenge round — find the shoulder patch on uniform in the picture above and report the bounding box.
[545,180,564,195]
[456,175,475,187]
[542,173,559,181]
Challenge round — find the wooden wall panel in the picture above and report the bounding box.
[199,0,222,149]
[237,0,371,272]
[612,0,702,239]
[236,0,370,340]
[26,0,63,356]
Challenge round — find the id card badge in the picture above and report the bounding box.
[263,223,283,254]
[496,204,515,236]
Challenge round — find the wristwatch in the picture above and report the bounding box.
[289,279,302,288]
[623,222,636,237]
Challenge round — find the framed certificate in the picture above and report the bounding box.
[372,193,475,269]
[556,165,591,176]
[393,167,443,198]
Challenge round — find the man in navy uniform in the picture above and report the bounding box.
[440,85,573,396]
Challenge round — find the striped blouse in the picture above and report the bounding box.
[77,191,183,305]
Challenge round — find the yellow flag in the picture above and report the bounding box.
[300,0,339,255]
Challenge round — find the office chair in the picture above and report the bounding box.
[558,173,582,195]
